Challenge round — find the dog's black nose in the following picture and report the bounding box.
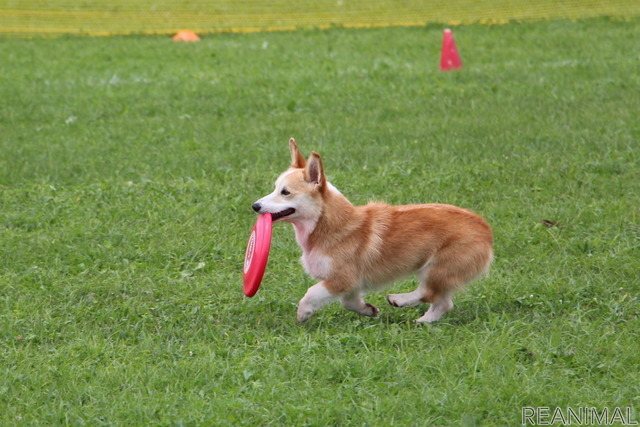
[252,203,262,213]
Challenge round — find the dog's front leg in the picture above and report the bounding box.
[297,281,337,323]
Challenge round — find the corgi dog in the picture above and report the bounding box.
[252,139,493,323]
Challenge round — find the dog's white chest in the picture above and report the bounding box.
[301,251,332,280]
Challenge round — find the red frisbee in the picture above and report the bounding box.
[243,213,273,297]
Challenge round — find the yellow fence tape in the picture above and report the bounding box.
[1,0,639,38]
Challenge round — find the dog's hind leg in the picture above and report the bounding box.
[386,260,434,308]
[413,259,460,323]
[415,291,454,323]
[415,242,492,323]
[386,290,423,308]
[341,291,379,318]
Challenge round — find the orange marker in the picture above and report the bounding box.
[172,30,200,42]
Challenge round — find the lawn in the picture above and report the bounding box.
[1,18,639,425]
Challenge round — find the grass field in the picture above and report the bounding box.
[1,18,639,425]
[3,0,640,37]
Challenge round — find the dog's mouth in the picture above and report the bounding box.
[271,208,296,221]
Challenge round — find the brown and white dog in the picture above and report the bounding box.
[252,139,493,323]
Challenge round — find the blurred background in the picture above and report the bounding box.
[3,0,640,38]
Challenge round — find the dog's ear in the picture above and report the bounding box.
[304,151,326,189]
[289,138,306,168]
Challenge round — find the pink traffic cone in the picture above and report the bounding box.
[440,29,462,71]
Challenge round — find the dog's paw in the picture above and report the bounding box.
[415,314,440,323]
[296,307,313,323]
[386,294,401,307]
[364,302,380,317]
[386,292,422,308]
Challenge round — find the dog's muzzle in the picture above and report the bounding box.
[251,203,295,221]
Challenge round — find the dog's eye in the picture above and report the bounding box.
[280,188,290,196]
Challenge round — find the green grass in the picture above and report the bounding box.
[1,18,639,425]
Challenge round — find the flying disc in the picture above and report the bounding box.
[243,213,273,297]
